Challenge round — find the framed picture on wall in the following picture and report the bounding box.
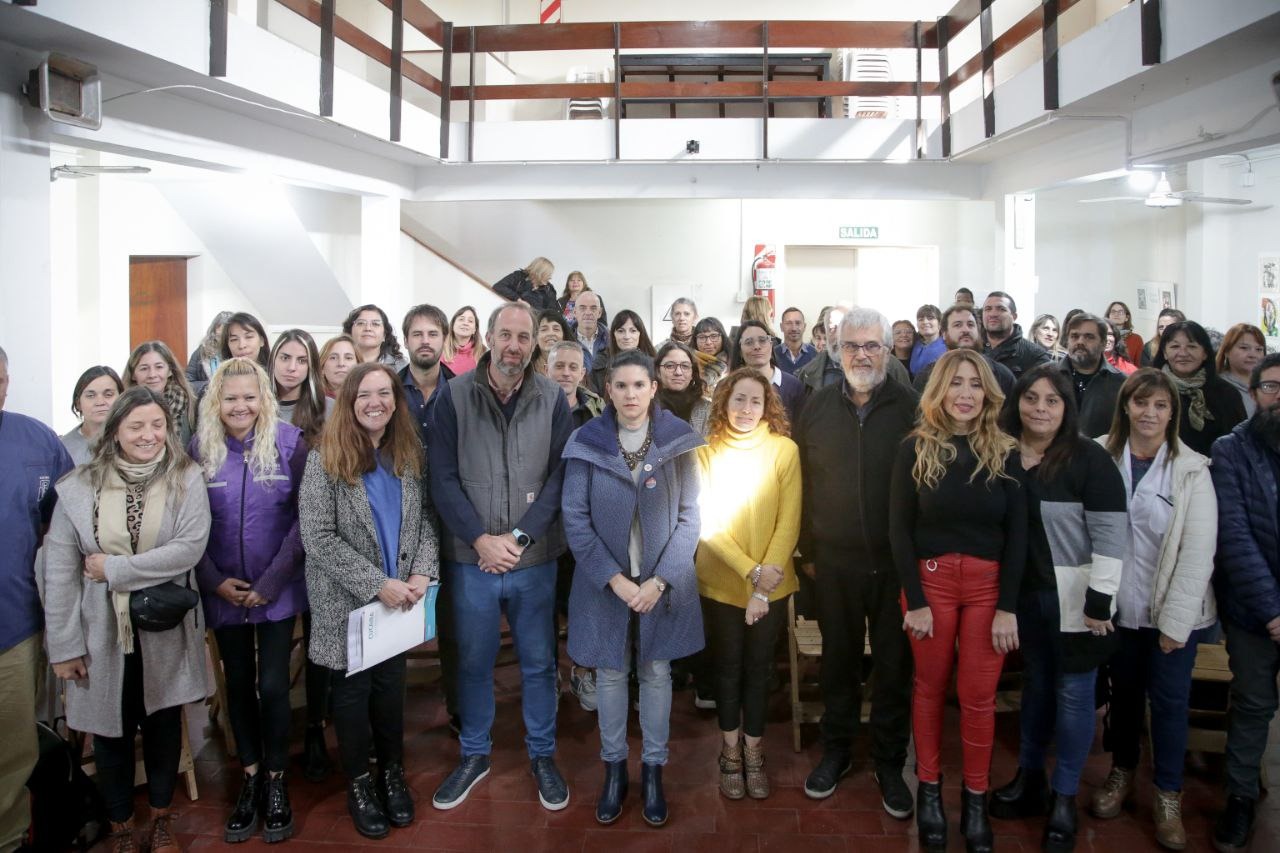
[1261,255,1279,293]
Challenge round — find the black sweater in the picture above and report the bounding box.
[889,436,1027,612]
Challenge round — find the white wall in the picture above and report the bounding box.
[401,196,994,339]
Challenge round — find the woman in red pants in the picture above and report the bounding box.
[889,349,1027,853]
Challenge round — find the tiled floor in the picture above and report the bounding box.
[153,656,1278,852]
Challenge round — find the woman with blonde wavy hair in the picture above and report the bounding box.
[189,358,310,843]
[888,348,1027,853]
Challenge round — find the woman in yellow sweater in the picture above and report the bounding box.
[696,366,802,802]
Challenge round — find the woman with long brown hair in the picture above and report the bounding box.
[889,348,1026,853]
[695,367,800,801]
[43,387,210,853]
[441,306,487,375]
[270,329,330,446]
[298,363,439,840]
[124,341,197,446]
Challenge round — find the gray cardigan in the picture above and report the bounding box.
[42,465,212,737]
[298,450,440,670]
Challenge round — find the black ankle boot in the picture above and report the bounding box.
[261,773,294,843]
[961,789,994,853]
[917,780,947,851]
[595,760,628,825]
[641,763,667,827]
[224,771,262,843]
[303,724,333,782]
[990,766,1049,819]
[1043,791,1077,853]
[377,762,415,827]
[347,774,390,839]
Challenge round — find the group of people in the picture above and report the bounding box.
[0,262,1277,853]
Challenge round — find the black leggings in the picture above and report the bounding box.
[328,654,407,780]
[93,651,183,822]
[302,611,332,726]
[702,595,787,738]
[214,619,295,772]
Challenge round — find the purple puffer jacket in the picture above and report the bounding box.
[189,424,309,628]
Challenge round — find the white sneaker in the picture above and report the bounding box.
[570,667,597,712]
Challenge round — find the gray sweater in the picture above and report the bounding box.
[42,466,211,737]
[298,450,440,670]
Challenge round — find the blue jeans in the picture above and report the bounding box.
[1016,590,1097,796]
[1109,625,1206,791]
[446,560,558,758]
[596,654,672,765]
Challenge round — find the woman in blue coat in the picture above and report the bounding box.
[562,349,705,829]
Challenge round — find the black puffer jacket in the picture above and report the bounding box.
[494,269,559,313]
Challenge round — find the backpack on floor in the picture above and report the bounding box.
[25,721,106,851]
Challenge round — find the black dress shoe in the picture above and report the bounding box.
[1043,791,1077,853]
[991,766,1049,819]
[961,788,994,853]
[1213,794,1256,853]
[641,763,667,827]
[916,780,947,851]
[224,771,262,843]
[347,774,390,839]
[595,760,628,825]
[303,724,332,783]
[261,773,294,844]
[377,762,415,827]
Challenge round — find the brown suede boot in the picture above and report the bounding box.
[148,806,182,853]
[1153,788,1187,850]
[107,816,137,853]
[718,740,745,800]
[743,742,769,800]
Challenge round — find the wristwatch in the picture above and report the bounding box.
[652,575,668,594]
[512,528,533,548]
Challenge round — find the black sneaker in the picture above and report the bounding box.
[875,766,914,819]
[803,751,852,800]
[1213,794,1255,853]
[432,755,491,811]
[531,755,569,811]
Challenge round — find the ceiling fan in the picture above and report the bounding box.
[1079,172,1251,207]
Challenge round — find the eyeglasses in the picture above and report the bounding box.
[740,336,772,348]
[695,332,722,342]
[840,341,885,356]
[353,319,383,329]
[1255,381,1280,395]
[659,362,692,374]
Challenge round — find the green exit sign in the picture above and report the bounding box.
[839,226,879,239]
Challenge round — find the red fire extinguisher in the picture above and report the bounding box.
[751,244,776,311]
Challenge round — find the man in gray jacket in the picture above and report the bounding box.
[427,303,574,812]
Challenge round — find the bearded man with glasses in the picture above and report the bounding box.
[791,308,919,817]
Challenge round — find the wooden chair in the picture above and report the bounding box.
[1185,638,1232,754]
[204,630,237,758]
[74,704,200,803]
[787,597,872,752]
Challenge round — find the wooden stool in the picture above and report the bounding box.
[786,597,871,752]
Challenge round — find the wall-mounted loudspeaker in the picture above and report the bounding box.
[24,54,101,130]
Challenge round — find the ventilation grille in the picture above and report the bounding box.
[841,49,894,119]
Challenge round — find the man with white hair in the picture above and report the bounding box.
[796,304,912,393]
[792,310,918,815]
[0,345,74,851]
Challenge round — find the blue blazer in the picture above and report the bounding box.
[562,407,705,670]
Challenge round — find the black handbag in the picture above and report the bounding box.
[129,574,199,632]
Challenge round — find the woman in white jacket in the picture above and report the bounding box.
[1092,368,1218,852]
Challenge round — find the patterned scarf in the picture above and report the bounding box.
[98,448,169,653]
[162,382,189,431]
[1162,365,1212,432]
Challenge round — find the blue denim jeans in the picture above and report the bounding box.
[596,654,672,765]
[1016,590,1097,796]
[1110,625,1207,791]
[446,560,558,758]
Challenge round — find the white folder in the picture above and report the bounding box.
[345,584,438,675]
